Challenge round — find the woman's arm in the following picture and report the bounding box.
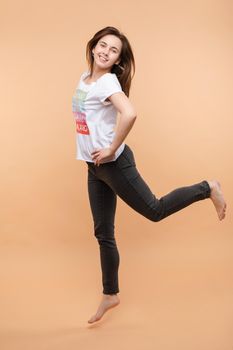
[109,92,137,153]
[91,92,137,165]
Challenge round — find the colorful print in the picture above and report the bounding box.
[72,89,90,135]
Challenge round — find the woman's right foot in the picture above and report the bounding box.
[207,180,227,220]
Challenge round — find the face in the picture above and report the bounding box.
[92,34,122,71]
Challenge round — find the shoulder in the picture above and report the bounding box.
[97,72,123,105]
[98,72,122,88]
[80,70,89,80]
[76,71,88,86]
[102,72,119,81]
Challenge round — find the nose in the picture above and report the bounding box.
[102,47,110,56]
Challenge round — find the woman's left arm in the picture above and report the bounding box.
[109,92,137,152]
[91,92,137,165]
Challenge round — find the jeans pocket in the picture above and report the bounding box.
[86,161,97,176]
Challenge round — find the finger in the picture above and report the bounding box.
[91,152,99,157]
[92,153,99,159]
[94,156,100,166]
[91,149,100,155]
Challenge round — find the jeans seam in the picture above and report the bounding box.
[157,181,210,218]
[115,161,159,214]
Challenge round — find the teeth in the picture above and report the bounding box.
[99,56,107,62]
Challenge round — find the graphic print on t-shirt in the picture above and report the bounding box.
[72,89,90,135]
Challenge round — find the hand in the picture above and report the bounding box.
[91,147,115,166]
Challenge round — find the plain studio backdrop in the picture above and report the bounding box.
[1,0,232,349]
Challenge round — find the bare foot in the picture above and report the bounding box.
[207,180,227,220]
[88,294,120,324]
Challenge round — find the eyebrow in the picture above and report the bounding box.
[99,40,120,52]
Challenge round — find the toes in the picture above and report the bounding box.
[220,210,226,220]
[88,317,98,323]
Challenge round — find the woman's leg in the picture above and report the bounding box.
[85,145,226,323]
[86,163,120,324]
[94,145,224,222]
[86,164,120,295]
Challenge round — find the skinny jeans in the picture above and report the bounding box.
[85,144,211,295]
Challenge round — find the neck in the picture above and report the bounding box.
[90,64,111,79]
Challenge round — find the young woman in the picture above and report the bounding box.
[72,26,227,324]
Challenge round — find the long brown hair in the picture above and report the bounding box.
[86,26,135,97]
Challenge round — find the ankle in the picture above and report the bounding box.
[207,180,217,192]
[103,293,118,298]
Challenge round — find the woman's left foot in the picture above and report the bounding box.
[88,293,120,324]
[207,180,227,220]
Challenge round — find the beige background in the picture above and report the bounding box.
[1,0,233,349]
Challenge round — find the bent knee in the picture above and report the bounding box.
[146,206,164,222]
[149,215,162,222]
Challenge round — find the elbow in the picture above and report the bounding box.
[130,109,137,120]
[130,108,137,120]
[126,112,137,120]
[128,114,137,124]
[124,114,137,123]
[120,109,137,121]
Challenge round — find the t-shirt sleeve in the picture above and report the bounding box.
[98,73,125,105]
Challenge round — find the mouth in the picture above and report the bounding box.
[99,55,108,62]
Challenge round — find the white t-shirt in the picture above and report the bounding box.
[72,70,126,162]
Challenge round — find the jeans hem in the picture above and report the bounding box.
[103,290,119,295]
[202,180,211,198]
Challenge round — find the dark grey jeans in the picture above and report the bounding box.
[85,144,211,295]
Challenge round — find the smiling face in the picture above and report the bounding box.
[92,34,122,72]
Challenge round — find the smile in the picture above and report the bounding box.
[99,55,108,62]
